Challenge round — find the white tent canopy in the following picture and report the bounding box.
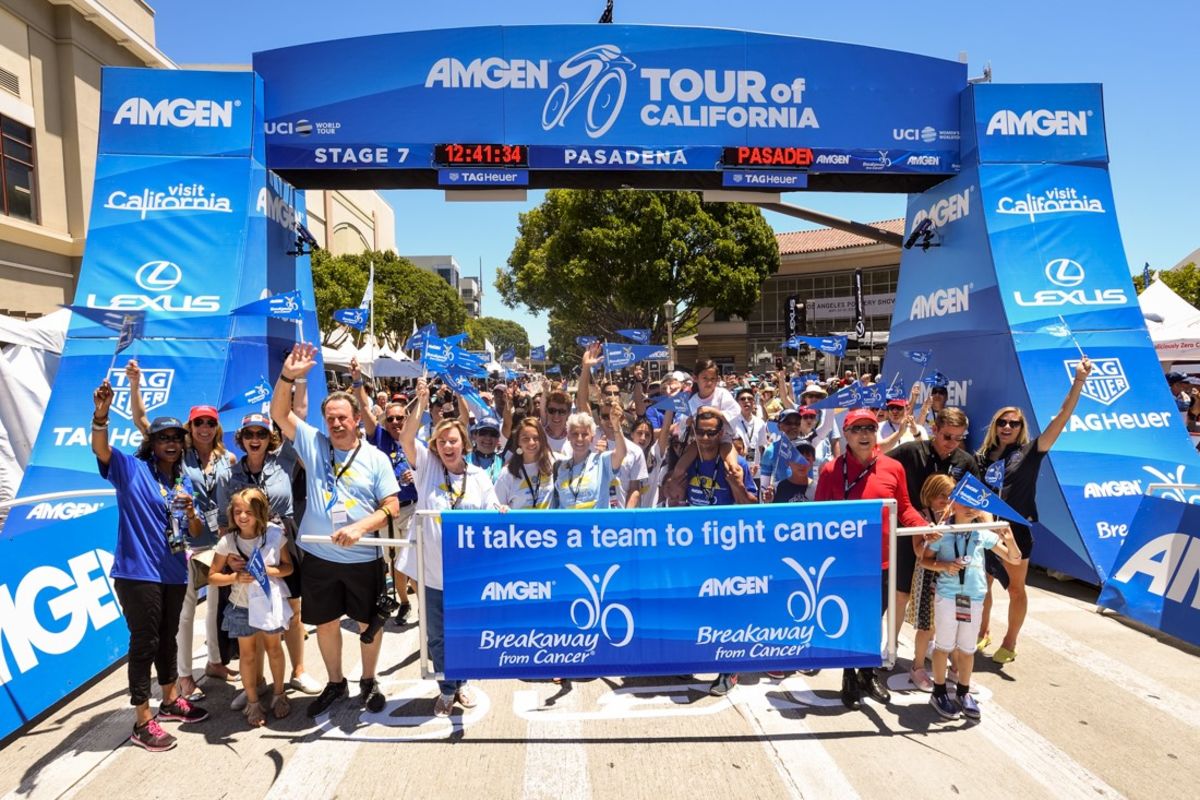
[1139,279,1200,362]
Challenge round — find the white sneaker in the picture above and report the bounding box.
[290,672,323,695]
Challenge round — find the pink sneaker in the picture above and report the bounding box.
[909,667,934,692]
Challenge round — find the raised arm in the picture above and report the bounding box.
[607,403,626,468]
[270,343,318,443]
[399,377,428,464]
[1037,357,1092,453]
[125,360,151,435]
[777,369,796,410]
[350,357,376,437]
[91,379,114,466]
[631,366,648,416]
[577,342,601,414]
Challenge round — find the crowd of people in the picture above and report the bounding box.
[92,341,1114,751]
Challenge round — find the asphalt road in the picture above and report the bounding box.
[1,570,1196,800]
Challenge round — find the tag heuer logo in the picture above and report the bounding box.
[1065,357,1127,406]
[107,367,174,419]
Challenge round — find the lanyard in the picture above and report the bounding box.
[323,441,362,511]
[952,532,974,586]
[520,462,545,508]
[841,454,877,500]
[233,533,263,561]
[694,459,721,504]
[240,456,267,489]
[190,449,218,495]
[442,464,467,509]
[564,454,592,507]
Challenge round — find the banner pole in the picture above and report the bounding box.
[886,499,898,670]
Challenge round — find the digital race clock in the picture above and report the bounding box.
[722,146,813,168]
[433,143,529,167]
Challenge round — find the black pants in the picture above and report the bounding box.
[113,579,187,706]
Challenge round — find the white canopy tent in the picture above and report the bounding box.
[1139,279,1200,362]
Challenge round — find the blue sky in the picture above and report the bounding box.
[153,0,1198,346]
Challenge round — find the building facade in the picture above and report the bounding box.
[0,0,173,318]
[695,219,903,373]
[406,254,481,317]
[304,189,396,257]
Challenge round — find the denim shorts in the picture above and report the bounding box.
[220,602,285,638]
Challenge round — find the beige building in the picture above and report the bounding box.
[304,189,396,257]
[0,0,173,318]
[695,219,903,373]
[0,1,396,319]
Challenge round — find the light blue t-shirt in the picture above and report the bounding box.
[930,529,1000,602]
[291,420,401,564]
[550,451,620,509]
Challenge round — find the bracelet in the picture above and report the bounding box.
[279,375,295,384]
[352,380,364,388]
[380,505,394,520]
[91,423,109,432]
[92,416,109,426]
[294,378,307,384]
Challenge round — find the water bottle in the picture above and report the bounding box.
[167,477,188,554]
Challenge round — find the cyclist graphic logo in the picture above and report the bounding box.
[564,563,635,646]
[780,556,849,639]
[542,45,635,138]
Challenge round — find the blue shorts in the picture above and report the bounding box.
[221,602,285,638]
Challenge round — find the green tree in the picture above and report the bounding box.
[465,316,530,356]
[311,249,467,343]
[496,189,779,360]
[1136,262,1200,308]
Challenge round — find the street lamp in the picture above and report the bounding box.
[664,300,676,372]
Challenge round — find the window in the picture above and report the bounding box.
[1,116,35,222]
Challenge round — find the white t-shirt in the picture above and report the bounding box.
[494,462,556,510]
[639,441,669,508]
[545,430,573,458]
[687,386,741,425]
[731,413,767,463]
[879,418,929,446]
[394,441,498,590]
[215,531,263,608]
[592,434,648,506]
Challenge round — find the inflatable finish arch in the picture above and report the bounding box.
[1,24,1195,740]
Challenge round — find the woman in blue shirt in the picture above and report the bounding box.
[92,378,210,752]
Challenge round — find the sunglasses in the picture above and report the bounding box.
[548,407,569,415]
[694,428,722,438]
[191,418,218,428]
[937,432,970,442]
[602,390,621,397]
[385,415,407,423]
[241,429,270,440]
[845,425,878,435]
[154,433,185,443]
[996,419,1024,429]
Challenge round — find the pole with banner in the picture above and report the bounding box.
[785,294,800,359]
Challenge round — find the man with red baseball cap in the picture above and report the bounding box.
[814,407,927,711]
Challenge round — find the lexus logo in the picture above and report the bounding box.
[135,260,182,292]
[1045,258,1085,288]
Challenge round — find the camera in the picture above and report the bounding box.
[360,592,400,644]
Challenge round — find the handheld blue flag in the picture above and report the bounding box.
[783,335,847,356]
[774,435,811,468]
[246,547,272,596]
[604,343,669,370]
[1142,262,1152,287]
[530,345,546,360]
[650,392,690,416]
[65,305,146,336]
[812,383,863,409]
[545,364,561,375]
[617,328,652,344]
[406,323,438,350]
[858,383,883,407]
[791,377,804,399]
[500,347,515,362]
[886,383,907,400]
[903,349,932,366]
[114,312,145,355]
[333,307,368,331]
[576,336,598,347]
[220,376,272,411]
[921,371,949,387]
[948,472,1026,525]
[231,290,304,321]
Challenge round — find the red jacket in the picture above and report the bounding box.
[814,446,927,569]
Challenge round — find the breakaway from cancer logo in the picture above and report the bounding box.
[781,556,849,639]
[564,563,634,646]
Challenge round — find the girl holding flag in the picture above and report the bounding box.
[975,357,1092,664]
[209,487,294,727]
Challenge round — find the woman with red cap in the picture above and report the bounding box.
[814,407,928,711]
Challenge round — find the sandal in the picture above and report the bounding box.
[205,663,238,681]
[271,692,291,719]
[177,676,205,701]
[244,700,266,727]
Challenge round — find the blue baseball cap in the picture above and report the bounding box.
[472,416,501,434]
[148,416,185,435]
[239,412,271,432]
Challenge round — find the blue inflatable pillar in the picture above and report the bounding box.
[0,68,323,740]
[883,83,1200,584]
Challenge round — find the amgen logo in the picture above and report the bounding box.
[480,580,552,601]
[985,108,1091,137]
[909,285,970,320]
[25,502,104,521]
[112,98,239,128]
[698,575,769,597]
[909,188,971,232]
[0,549,121,685]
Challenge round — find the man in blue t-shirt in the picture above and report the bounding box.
[272,344,401,719]
[684,408,756,698]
